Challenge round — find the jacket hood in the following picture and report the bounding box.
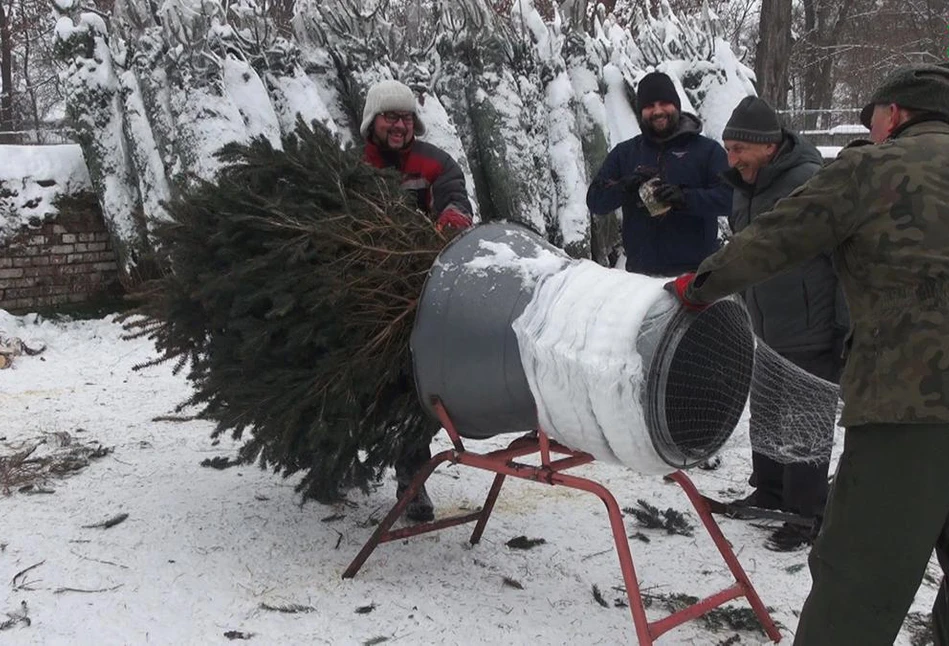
[641,111,704,144]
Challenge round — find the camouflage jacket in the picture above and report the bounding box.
[688,120,949,427]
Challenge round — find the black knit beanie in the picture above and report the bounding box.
[636,72,681,114]
[722,96,783,144]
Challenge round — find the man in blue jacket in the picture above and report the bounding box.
[586,71,731,276]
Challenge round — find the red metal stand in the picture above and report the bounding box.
[343,399,782,644]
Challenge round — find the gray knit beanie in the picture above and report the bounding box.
[722,96,783,144]
[360,80,426,138]
[860,63,949,128]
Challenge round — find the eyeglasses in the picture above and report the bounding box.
[380,111,415,125]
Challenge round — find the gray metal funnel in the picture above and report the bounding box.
[410,222,569,439]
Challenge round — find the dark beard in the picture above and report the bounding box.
[643,112,680,139]
[372,132,410,152]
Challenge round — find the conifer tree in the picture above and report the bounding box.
[126,119,454,500]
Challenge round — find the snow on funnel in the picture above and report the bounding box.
[410,222,754,474]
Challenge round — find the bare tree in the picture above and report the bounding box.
[795,0,872,129]
[786,0,947,129]
[753,0,792,109]
[0,0,13,140]
[0,0,72,142]
[832,0,948,107]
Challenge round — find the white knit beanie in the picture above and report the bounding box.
[360,80,426,138]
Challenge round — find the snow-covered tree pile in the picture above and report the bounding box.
[125,119,454,501]
[52,0,755,283]
[54,0,755,499]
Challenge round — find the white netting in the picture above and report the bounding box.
[512,263,840,472]
[745,341,841,465]
[512,263,671,474]
[654,299,841,466]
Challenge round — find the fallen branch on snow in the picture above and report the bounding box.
[82,513,129,529]
[11,561,44,590]
[259,602,315,614]
[70,550,129,569]
[53,584,124,594]
[0,432,112,495]
[151,414,199,423]
[200,456,240,470]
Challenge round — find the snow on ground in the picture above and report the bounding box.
[0,312,940,645]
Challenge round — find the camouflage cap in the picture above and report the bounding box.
[860,63,949,128]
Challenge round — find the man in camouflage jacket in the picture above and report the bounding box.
[671,64,949,644]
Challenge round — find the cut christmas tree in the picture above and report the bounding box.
[125,118,457,501]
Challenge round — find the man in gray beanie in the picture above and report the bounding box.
[361,79,475,522]
[667,62,949,645]
[719,96,847,552]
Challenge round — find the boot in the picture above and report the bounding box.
[766,521,819,552]
[395,443,435,522]
[396,480,435,523]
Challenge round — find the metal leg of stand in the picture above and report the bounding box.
[470,473,506,545]
[550,472,654,645]
[342,450,456,579]
[668,470,783,643]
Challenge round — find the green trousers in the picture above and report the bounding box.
[793,423,949,645]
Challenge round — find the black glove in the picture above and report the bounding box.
[613,166,658,194]
[653,183,686,209]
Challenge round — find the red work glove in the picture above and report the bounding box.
[664,272,710,312]
[435,209,472,232]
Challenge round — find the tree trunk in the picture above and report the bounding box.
[0,1,14,140]
[20,0,40,143]
[800,0,839,130]
[753,0,792,110]
[799,0,873,130]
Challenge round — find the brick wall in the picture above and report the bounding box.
[0,192,121,313]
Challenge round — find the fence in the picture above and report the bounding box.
[0,126,75,146]
[775,108,866,133]
[775,108,869,147]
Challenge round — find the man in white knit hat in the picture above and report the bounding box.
[361,79,473,232]
[361,79,474,522]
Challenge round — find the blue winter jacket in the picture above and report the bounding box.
[586,113,731,276]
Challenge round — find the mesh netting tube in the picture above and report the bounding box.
[744,340,841,464]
